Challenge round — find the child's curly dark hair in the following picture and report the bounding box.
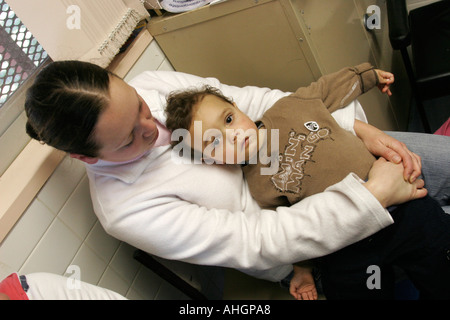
[165,85,234,147]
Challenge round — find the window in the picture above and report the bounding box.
[0,0,148,174]
[0,0,48,108]
[0,0,50,176]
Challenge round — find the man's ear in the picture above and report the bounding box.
[70,153,99,164]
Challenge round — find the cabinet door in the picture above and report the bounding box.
[290,0,410,130]
[148,0,409,130]
[148,0,321,92]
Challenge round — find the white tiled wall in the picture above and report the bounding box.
[0,40,224,300]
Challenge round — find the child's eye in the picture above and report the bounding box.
[225,114,233,124]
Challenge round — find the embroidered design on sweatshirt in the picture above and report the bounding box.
[271,125,331,194]
[304,121,319,132]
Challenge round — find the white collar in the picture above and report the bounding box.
[86,145,171,184]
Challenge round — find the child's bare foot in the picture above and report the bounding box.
[295,283,318,300]
[289,267,318,300]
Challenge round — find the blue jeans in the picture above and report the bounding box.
[386,131,450,213]
[318,132,450,299]
[281,132,450,296]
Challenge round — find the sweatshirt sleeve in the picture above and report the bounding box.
[293,63,379,113]
[128,70,291,123]
[128,69,370,128]
[89,172,393,282]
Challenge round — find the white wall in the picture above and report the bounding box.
[0,40,224,300]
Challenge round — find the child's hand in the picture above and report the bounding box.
[375,69,394,96]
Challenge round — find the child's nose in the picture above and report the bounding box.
[227,130,239,143]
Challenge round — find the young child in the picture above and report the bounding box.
[164,63,446,300]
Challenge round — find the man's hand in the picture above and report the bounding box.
[354,120,422,183]
[364,158,427,208]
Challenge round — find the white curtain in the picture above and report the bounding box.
[7,0,149,67]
